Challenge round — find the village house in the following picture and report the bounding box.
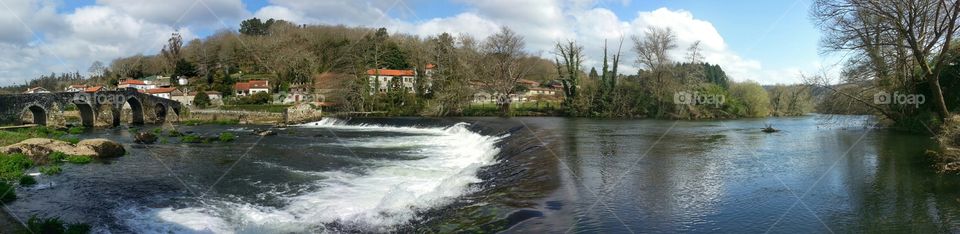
[118,79,156,90]
[64,84,87,92]
[84,86,104,93]
[367,68,416,93]
[24,87,50,94]
[365,64,435,94]
[172,90,222,106]
[146,87,179,99]
[234,80,270,96]
[142,75,172,87]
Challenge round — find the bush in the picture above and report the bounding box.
[67,126,85,134]
[236,92,273,105]
[181,134,201,143]
[26,216,92,234]
[218,132,236,142]
[0,153,33,181]
[0,181,15,203]
[65,155,92,164]
[39,165,62,175]
[152,128,163,135]
[48,152,68,162]
[19,175,36,186]
[193,90,211,108]
[60,136,81,145]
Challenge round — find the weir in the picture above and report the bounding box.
[0,88,183,127]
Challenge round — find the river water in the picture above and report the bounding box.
[4,116,960,233]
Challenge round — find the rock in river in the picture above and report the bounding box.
[0,138,126,161]
[134,132,158,144]
[76,139,126,158]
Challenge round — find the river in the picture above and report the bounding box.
[3,116,959,233]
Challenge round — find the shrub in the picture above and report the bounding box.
[152,128,163,134]
[167,130,183,137]
[181,134,202,143]
[67,126,85,134]
[0,181,15,203]
[48,151,68,162]
[218,132,236,142]
[39,165,62,175]
[65,155,92,164]
[61,136,81,145]
[19,175,36,186]
[0,153,33,181]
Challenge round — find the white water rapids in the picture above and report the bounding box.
[116,118,505,233]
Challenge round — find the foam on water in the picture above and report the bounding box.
[120,118,505,233]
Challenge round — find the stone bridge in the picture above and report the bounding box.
[0,88,183,127]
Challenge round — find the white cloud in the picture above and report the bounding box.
[96,0,247,27]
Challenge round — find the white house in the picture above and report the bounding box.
[146,87,179,99]
[234,80,270,96]
[64,84,87,92]
[118,79,156,90]
[24,87,50,94]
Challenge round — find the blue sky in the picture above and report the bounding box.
[0,0,829,85]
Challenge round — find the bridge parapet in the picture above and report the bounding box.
[0,89,182,127]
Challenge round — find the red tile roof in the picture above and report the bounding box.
[120,79,146,85]
[235,80,269,91]
[366,69,415,77]
[425,63,436,69]
[84,86,103,93]
[146,87,177,94]
[517,79,539,86]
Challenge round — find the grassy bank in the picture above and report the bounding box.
[218,104,291,113]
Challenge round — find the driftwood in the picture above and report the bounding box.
[762,124,780,133]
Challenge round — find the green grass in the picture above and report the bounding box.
[48,151,68,162]
[152,127,163,135]
[181,134,203,143]
[39,165,62,175]
[166,130,183,137]
[0,153,33,181]
[60,136,81,145]
[219,104,291,113]
[218,132,236,142]
[26,215,91,234]
[67,126,85,134]
[64,155,92,164]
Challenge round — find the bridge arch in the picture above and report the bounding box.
[126,96,144,125]
[20,105,47,126]
[154,103,167,123]
[73,103,95,127]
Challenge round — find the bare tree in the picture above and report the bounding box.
[161,32,184,73]
[633,26,678,116]
[812,0,960,121]
[480,26,534,116]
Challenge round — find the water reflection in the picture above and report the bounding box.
[517,116,960,233]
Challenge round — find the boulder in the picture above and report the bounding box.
[0,138,99,163]
[134,132,158,144]
[76,139,125,158]
[254,130,277,136]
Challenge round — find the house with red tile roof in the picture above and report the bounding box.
[64,84,87,92]
[145,87,180,99]
[366,64,436,94]
[84,86,104,93]
[24,87,50,94]
[118,79,155,90]
[234,80,270,96]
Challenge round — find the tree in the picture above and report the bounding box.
[633,27,678,116]
[554,40,584,112]
[193,90,211,108]
[161,32,183,73]
[480,27,534,116]
[88,61,106,78]
[239,18,276,36]
[730,81,770,117]
[813,0,960,121]
[172,59,198,79]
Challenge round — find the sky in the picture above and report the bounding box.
[0,0,839,86]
